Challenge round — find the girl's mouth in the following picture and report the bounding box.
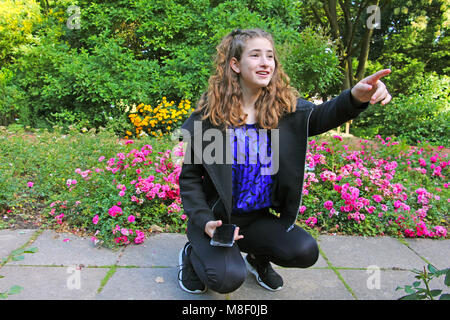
[256,71,270,78]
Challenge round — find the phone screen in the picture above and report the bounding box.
[210,224,236,247]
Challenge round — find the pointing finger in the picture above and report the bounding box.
[364,69,391,85]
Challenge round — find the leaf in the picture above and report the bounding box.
[399,293,421,300]
[404,285,415,294]
[428,264,437,274]
[12,255,24,261]
[23,247,38,254]
[10,249,24,256]
[439,294,450,300]
[7,285,23,295]
[413,281,421,287]
[430,289,442,297]
[445,269,450,287]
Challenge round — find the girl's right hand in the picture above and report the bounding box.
[205,220,244,241]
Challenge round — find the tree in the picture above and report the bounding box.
[0,0,42,68]
[298,0,393,91]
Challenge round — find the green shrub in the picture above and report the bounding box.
[352,73,450,146]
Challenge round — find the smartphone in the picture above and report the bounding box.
[210,224,236,247]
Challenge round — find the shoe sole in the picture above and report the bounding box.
[245,257,283,292]
[178,246,207,294]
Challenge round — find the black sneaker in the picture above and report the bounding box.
[245,254,283,291]
[178,242,207,294]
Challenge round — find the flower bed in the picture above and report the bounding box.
[38,131,448,248]
[44,138,186,248]
[299,134,448,238]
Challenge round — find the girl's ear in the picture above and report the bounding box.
[230,57,240,74]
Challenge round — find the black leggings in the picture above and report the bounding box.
[188,209,319,294]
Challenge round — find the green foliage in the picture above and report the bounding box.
[352,73,450,146]
[396,264,450,300]
[1,0,332,131]
[278,26,342,98]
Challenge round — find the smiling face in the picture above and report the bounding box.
[230,37,276,93]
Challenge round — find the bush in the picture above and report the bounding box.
[2,0,346,131]
[125,97,194,139]
[352,73,450,146]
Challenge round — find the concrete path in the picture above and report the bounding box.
[1,229,449,300]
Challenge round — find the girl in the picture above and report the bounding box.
[177,28,391,294]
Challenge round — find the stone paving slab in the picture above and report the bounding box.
[338,268,449,300]
[5,230,121,267]
[118,233,188,267]
[404,238,450,270]
[0,265,108,300]
[317,235,426,269]
[96,267,224,300]
[2,230,449,300]
[0,229,36,260]
[230,268,354,300]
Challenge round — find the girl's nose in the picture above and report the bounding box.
[259,56,269,66]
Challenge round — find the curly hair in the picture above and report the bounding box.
[193,28,299,131]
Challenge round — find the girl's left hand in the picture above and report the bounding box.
[351,69,392,106]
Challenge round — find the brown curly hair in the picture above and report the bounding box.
[194,28,299,131]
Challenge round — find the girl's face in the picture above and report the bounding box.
[231,37,276,92]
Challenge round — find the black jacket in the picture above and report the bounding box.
[178,89,369,240]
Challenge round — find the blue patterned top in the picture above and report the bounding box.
[229,123,273,214]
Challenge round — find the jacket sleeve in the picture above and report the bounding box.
[178,137,216,233]
[304,89,370,137]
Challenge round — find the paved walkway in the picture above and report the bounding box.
[0,229,449,300]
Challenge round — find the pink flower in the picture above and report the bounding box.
[181,214,187,220]
[418,158,427,167]
[98,156,105,162]
[324,200,333,210]
[416,220,429,237]
[27,181,34,188]
[434,226,447,237]
[404,229,415,237]
[93,215,99,225]
[372,195,383,203]
[127,215,135,223]
[305,217,317,227]
[299,205,306,214]
[134,230,145,244]
[108,205,123,217]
